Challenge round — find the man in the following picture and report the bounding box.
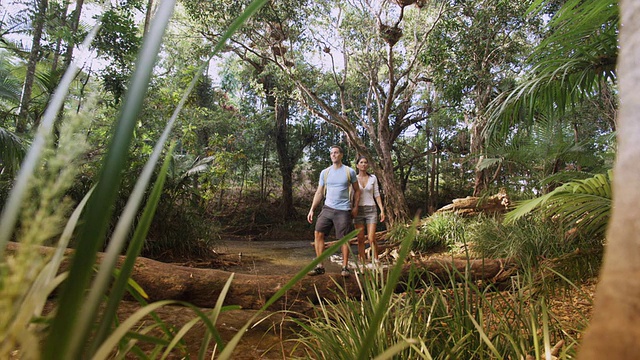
[307,145,360,277]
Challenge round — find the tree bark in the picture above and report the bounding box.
[274,97,297,219]
[265,78,311,220]
[578,1,640,358]
[435,190,510,217]
[104,256,515,312]
[61,0,83,72]
[143,0,154,36]
[17,0,48,134]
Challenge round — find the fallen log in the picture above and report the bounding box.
[435,190,511,217]
[5,242,517,313]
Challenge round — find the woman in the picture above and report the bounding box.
[353,155,385,265]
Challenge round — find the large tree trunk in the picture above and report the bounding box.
[17,0,48,134]
[471,113,489,197]
[435,190,510,217]
[274,98,297,219]
[61,0,83,72]
[578,1,640,358]
[261,73,309,220]
[105,256,514,312]
[377,149,409,225]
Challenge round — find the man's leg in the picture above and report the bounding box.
[341,243,350,268]
[334,209,353,276]
[309,208,331,276]
[308,230,327,276]
[314,231,325,262]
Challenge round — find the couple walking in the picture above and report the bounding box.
[307,145,386,277]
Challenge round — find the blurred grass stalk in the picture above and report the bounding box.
[0,0,271,359]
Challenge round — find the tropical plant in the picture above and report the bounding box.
[0,54,28,179]
[479,0,617,272]
[0,126,27,177]
[0,1,297,359]
[486,0,618,134]
[504,170,612,241]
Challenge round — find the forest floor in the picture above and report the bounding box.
[113,220,597,359]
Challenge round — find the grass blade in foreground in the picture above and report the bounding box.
[87,144,176,355]
[41,3,177,358]
[0,23,100,259]
[356,219,417,360]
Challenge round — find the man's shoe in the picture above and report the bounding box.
[340,267,351,277]
[308,267,325,276]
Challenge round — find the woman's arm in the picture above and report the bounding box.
[375,195,385,222]
[373,176,385,222]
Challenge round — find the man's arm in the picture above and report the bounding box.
[307,185,324,224]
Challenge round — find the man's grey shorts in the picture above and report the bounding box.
[315,205,352,239]
[354,205,377,224]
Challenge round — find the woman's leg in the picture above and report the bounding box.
[355,223,367,262]
[367,222,378,261]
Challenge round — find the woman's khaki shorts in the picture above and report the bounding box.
[354,205,377,225]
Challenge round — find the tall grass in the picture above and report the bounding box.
[293,220,419,359]
[292,251,590,359]
[292,210,599,359]
[0,1,290,359]
[468,214,603,282]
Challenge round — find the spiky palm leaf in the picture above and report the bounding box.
[0,59,22,106]
[0,127,27,175]
[505,170,612,239]
[479,115,600,195]
[486,0,618,135]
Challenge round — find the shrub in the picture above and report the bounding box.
[388,212,467,253]
[468,215,602,281]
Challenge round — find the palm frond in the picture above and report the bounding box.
[0,58,22,104]
[486,0,619,136]
[0,127,27,175]
[505,170,612,239]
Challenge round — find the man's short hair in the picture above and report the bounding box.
[330,145,343,154]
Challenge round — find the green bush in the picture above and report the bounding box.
[388,212,467,253]
[468,215,602,281]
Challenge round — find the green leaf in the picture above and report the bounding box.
[505,170,612,238]
[41,3,177,358]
